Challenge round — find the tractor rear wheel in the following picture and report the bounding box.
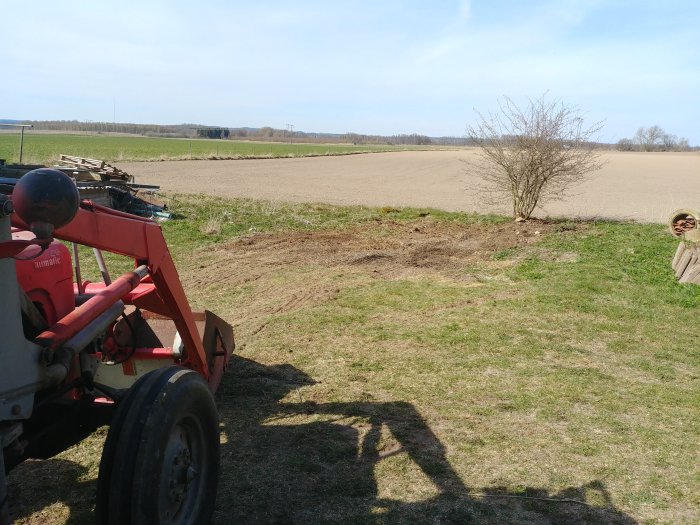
[96,366,220,525]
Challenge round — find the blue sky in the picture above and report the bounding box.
[2,0,699,143]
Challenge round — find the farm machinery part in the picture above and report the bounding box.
[669,209,700,284]
[0,168,234,524]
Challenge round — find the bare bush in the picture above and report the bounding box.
[467,94,604,220]
[617,138,635,151]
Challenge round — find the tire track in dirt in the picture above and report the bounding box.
[185,218,567,342]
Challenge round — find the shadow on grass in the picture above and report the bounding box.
[5,356,638,524]
[7,459,95,524]
[215,356,638,525]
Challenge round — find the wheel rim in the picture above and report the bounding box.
[159,417,206,524]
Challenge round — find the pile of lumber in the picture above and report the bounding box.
[57,155,132,182]
[672,240,700,284]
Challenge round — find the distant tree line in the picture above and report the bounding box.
[341,132,433,145]
[617,126,691,152]
[390,134,433,145]
[19,120,466,146]
[24,120,199,138]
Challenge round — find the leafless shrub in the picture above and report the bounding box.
[617,138,635,151]
[467,94,605,220]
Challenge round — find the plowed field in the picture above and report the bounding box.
[121,149,700,223]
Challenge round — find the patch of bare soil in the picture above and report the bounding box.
[184,218,562,340]
[225,217,553,276]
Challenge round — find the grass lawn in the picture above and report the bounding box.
[0,133,413,165]
[8,196,699,524]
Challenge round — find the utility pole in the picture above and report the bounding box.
[19,125,28,162]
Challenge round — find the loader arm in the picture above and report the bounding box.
[11,200,210,380]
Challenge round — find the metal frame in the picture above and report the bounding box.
[0,123,33,163]
[10,200,213,382]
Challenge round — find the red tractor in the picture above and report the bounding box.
[0,169,234,524]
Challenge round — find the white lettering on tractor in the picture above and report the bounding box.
[33,255,61,270]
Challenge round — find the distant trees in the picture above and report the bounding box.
[344,132,366,145]
[616,138,635,151]
[343,133,431,145]
[634,125,665,151]
[25,120,199,138]
[23,120,461,147]
[467,94,604,220]
[258,127,276,138]
[391,134,433,146]
[617,126,691,152]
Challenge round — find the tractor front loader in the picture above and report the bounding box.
[0,169,234,524]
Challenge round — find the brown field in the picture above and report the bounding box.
[121,150,700,223]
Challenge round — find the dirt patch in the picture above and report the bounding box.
[216,217,555,278]
[183,218,563,340]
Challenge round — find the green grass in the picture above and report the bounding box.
[0,133,415,165]
[8,197,700,524]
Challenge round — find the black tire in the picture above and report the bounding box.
[96,366,220,525]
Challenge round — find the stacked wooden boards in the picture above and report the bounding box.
[670,210,700,284]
